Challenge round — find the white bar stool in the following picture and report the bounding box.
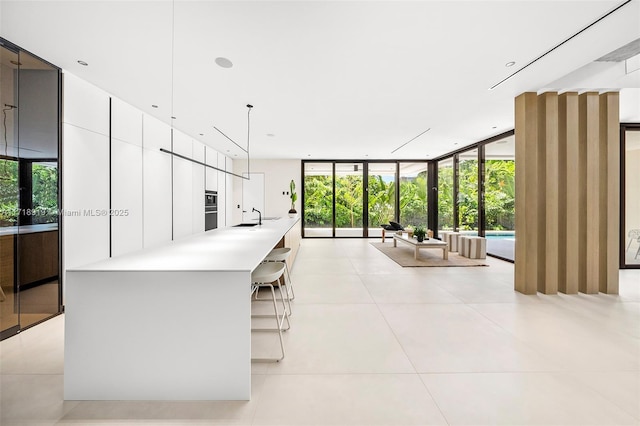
[251,262,289,362]
[258,247,295,315]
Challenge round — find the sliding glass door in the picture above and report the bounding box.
[457,149,479,236]
[335,163,363,237]
[368,163,396,238]
[303,160,429,238]
[437,158,454,233]
[484,137,515,260]
[303,162,333,237]
[399,163,428,228]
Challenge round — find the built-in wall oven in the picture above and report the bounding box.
[205,190,218,231]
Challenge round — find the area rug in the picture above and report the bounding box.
[371,242,489,267]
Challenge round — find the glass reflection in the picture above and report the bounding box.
[484,138,515,261]
[0,42,60,339]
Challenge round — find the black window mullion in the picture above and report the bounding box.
[480,145,487,236]
[453,154,459,232]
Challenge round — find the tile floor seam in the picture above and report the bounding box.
[417,373,452,426]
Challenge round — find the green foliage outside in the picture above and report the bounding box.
[437,165,454,230]
[335,175,363,228]
[304,171,430,229]
[303,160,514,233]
[457,159,478,231]
[304,174,333,227]
[484,160,515,230]
[32,164,59,224]
[367,174,394,227]
[0,159,19,226]
[0,160,58,227]
[399,172,427,228]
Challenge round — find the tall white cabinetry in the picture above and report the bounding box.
[142,115,172,249]
[62,71,232,279]
[62,74,110,272]
[110,98,143,257]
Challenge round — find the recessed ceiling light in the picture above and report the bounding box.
[234,154,238,157]
[199,133,204,136]
[171,116,176,119]
[151,105,158,108]
[215,57,233,68]
[9,60,21,66]
[226,150,230,153]
[492,126,497,129]
[266,133,275,137]
[454,143,458,145]
[307,154,311,157]
[77,60,88,66]
[505,61,516,67]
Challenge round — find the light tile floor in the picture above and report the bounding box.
[1,238,639,425]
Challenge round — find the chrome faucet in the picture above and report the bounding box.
[252,207,262,225]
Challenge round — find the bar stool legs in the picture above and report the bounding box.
[251,262,289,362]
[256,248,295,314]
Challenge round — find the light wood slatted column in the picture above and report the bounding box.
[541,92,559,294]
[560,92,582,294]
[601,92,620,294]
[581,92,601,294]
[515,91,619,295]
[515,93,541,295]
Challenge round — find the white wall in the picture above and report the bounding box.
[232,159,300,225]
[62,71,233,282]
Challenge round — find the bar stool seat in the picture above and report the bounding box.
[251,262,289,362]
[260,247,295,313]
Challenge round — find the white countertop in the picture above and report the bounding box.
[68,217,300,273]
[0,223,59,236]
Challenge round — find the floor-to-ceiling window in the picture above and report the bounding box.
[457,149,479,236]
[335,163,364,237]
[623,126,640,267]
[437,158,454,233]
[368,163,396,238]
[0,39,62,340]
[399,162,428,229]
[303,162,333,237]
[303,160,430,238]
[484,137,515,261]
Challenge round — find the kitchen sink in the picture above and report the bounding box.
[233,223,259,227]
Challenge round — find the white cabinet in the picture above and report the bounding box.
[217,154,227,227]
[192,141,205,234]
[63,124,110,269]
[111,98,142,146]
[142,118,172,248]
[110,99,143,257]
[205,146,218,191]
[63,73,109,135]
[111,139,143,257]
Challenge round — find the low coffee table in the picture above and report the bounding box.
[392,234,448,260]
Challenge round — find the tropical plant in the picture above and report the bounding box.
[289,179,298,213]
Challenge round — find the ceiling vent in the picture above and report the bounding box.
[596,38,640,62]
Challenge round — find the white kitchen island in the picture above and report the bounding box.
[64,217,300,401]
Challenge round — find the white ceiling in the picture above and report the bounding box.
[1,0,639,160]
